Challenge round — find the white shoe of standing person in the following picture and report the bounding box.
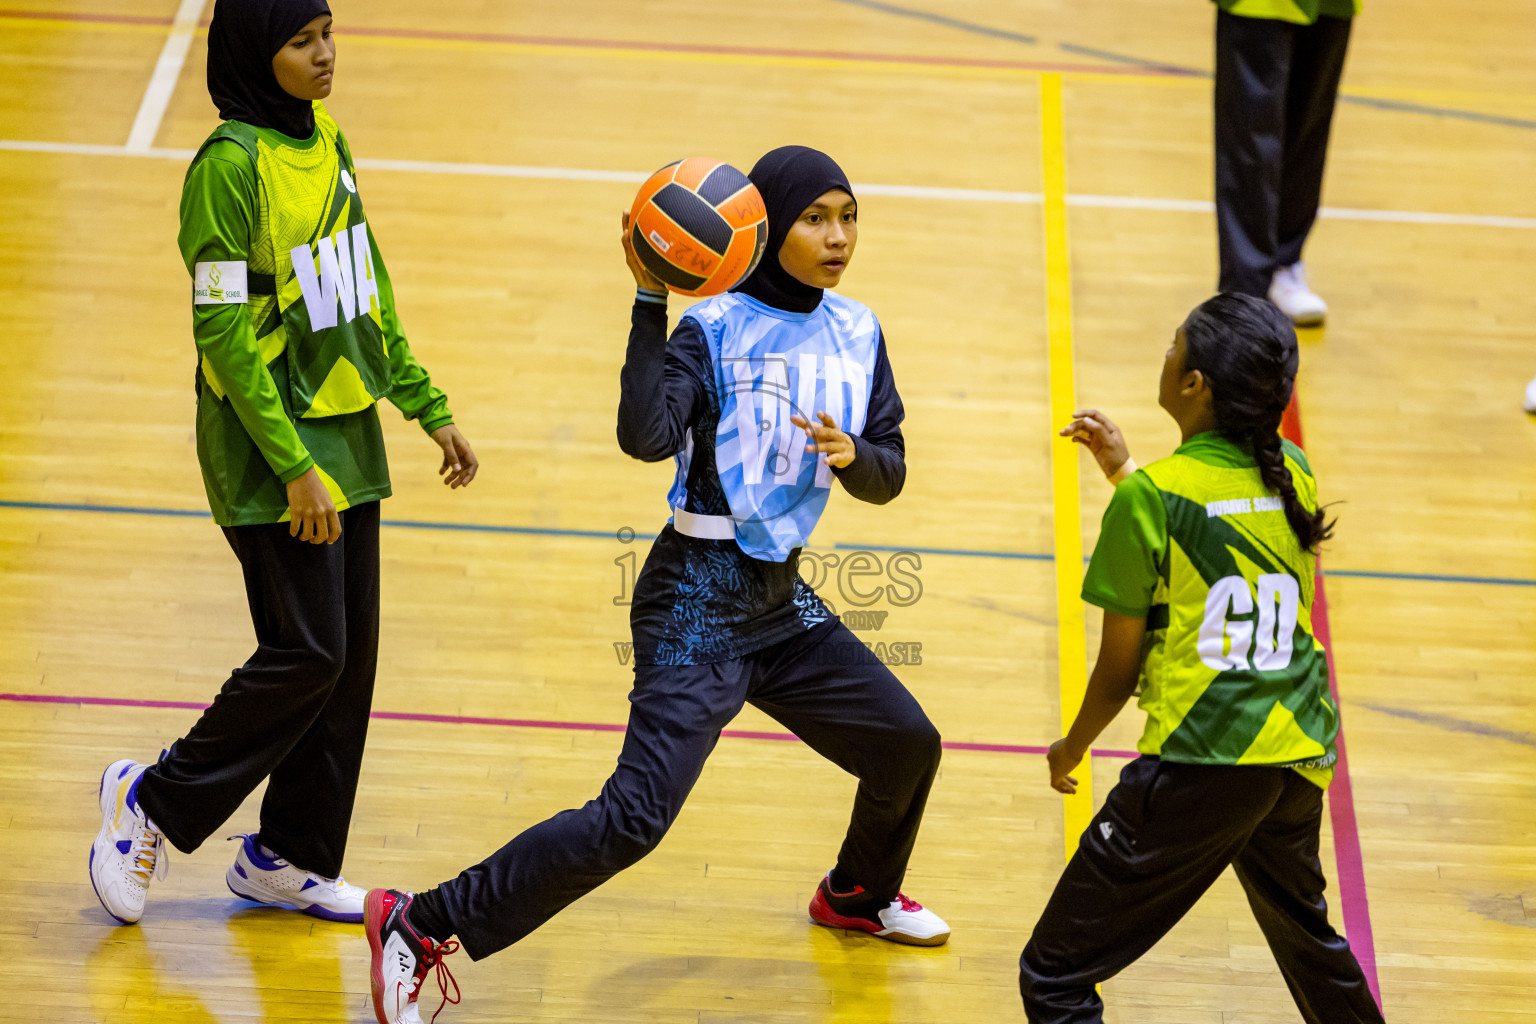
[1524,374,1536,413]
[1268,262,1329,326]
[89,759,168,924]
[226,832,367,922]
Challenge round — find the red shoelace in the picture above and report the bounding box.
[418,939,462,1023]
[895,893,923,913]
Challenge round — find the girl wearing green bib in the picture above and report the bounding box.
[89,0,478,929]
[1019,294,1382,1023]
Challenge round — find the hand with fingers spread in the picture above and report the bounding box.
[286,467,341,545]
[792,412,856,469]
[619,209,666,292]
[1059,408,1135,482]
[430,424,479,489]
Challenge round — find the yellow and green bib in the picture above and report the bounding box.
[195,104,392,420]
[1082,433,1338,787]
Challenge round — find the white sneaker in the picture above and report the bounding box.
[808,873,951,946]
[88,759,167,924]
[226,833,367,923]
[1268,262,1328,326]
[366,889,461,1024]
[1524,374,1536,413]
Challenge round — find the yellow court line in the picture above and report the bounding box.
[343,31,1055,84]
[0,16,164,37]
[1038,72,1094,859]
[6,13,1536,112]
[0,15,1059,82]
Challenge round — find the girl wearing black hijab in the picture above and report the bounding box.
[361,147,946,1024]
[89,0,477,930]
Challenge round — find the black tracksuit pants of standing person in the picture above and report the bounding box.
[135,500,381,880]
[1216,9,1353,296]
[426,616,942,960]
[1020,757,1384,1024]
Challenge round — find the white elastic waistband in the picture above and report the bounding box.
[671,506,736,541]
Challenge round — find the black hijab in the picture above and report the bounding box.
[732,146,855,315]
[207,0,332,140]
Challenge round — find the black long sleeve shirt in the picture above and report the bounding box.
[617,299,907,665]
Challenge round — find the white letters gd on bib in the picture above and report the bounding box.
[1198,573,1301,672]
[291,221,381,330]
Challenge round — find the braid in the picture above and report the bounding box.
[1182,293,1336,553]
[1250,419,1332,552]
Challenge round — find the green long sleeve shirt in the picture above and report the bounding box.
[179,109,453,526]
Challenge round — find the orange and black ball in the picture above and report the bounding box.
[629,158,768,297]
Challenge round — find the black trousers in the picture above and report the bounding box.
[1020,757,1383,1024]
[432,617,942,960]
[136,500,381,880]
[1215,10,1352,296]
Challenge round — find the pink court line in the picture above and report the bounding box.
[0,9,1187,78]
[1282,398,1382,1009]
[0,691,1139,760]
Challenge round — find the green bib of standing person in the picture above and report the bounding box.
[1216,0,1359,24]
[180,101,453,526]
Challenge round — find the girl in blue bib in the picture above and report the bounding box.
[362,149,948,1022]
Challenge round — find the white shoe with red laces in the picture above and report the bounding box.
[1268,262,1328,326]
[365,888,460,1024]
[808,873,950,946]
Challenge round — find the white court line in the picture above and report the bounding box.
[124,0,205,153]
[4,138,1535,231]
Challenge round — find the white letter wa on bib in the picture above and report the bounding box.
[291,221,380,330]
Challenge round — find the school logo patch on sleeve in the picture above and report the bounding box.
[193,261,249,304]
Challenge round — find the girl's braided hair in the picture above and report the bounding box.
[1181,293,1335,553]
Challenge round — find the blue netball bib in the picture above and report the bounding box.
[673,292,880,561]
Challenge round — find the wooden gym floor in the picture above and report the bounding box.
[2,1,1534,1021]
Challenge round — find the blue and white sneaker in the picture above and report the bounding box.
[89,759,167,925]
[225,833,367,923]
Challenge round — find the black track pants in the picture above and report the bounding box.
[431,618,942,960]
[1020,757,1383,1024]
[136,500,380,880]
[1215,10,1353,295]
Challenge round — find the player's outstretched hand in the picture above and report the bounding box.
[1060,409,1133,482]
[619,209,666,293]
[792,411,856,469]
[286,467,341,545]
[1046,737,1082,795]
[431,424,479,489]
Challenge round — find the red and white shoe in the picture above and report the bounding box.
[808,873,950,946]
[364,889,460,1024]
